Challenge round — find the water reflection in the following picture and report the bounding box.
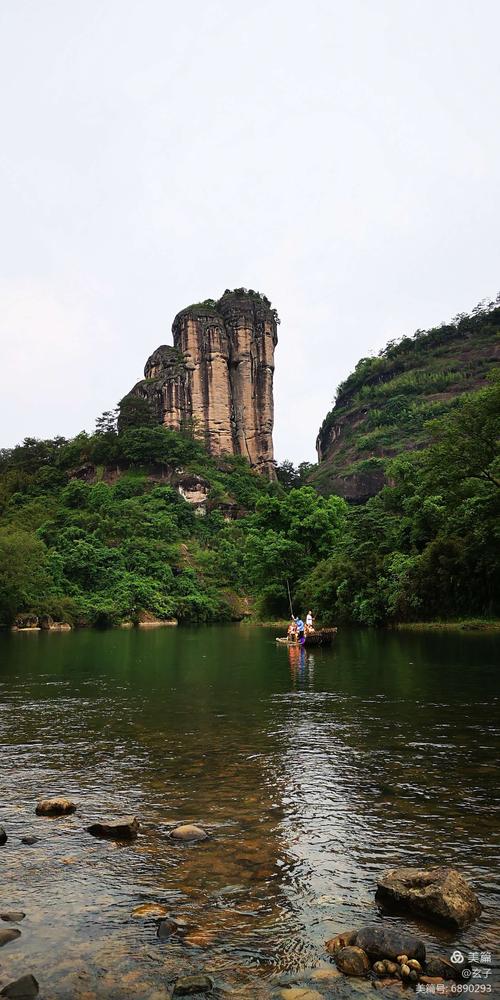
[0,625,498,997]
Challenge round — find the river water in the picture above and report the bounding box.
[0,625,499,998]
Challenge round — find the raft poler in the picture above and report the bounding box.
[293,615,306,644]
[306,610,315,632]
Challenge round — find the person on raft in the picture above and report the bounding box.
[287,618,298,642]
[293,615,306,644]
[306,610,315,632]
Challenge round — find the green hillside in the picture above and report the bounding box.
[311,299,500,500]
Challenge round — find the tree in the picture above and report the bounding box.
[0,529,53,624]
[117,394,157,431]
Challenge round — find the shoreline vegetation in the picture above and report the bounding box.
[6,617,500,634]
[0,304,498,633]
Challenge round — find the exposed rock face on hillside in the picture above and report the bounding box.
[311,303,500,501]
[126,290,278,477]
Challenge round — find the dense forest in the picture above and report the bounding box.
[311,297,500,500]
[0,306,499,629]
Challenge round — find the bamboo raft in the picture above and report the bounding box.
[276,628,337,647]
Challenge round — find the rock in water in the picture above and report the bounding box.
[325,929,357,955]
[376,866,482,929]
[0,913,26,923]
[0,976,38,999]
[334,946,371,977]
[170,824,209,842]
[355,925,426,962]
[21,836,38,846]
[172,974,213,995]
[426,956,464,981]
[0,825,7,845]
[0,928,21,947]
[35,797,76,817]
[157,918,180,940]
[131,903,169,919]
[86,816,139,840]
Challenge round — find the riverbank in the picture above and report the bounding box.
[394,619,500,633]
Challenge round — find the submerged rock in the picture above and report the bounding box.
[0,976,38,999]
[35,797,76,817]
[0,913,26,923]
[355,924,426,962]
[131,903,169,919]
[86,816,139,840]
[170,824,209,842]
[172,974,213,995]
[0,928,21,947]
[0,825,7,845]
[21,836,38,846]
[279,990,326,1000]
[376,866,482,929]
[335,946,371,977]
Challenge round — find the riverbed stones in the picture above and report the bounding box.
[0,825,7,845]
[0,928,21,947]
[0,912,26,923]
[21,836,38,846]
[335,946,371,977]
[170,824,209,842]
[376,866,482,929]
[35,796,76,817]
[86,816,139,840]
[172,974,213,995]
[0,976,38,998]
[355,925,426,962]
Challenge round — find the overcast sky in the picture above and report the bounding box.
[1,0,499,464]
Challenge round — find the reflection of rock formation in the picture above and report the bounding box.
[125,290,279,477]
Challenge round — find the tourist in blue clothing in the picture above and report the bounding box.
[293,615,305,644]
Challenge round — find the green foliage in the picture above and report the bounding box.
[301,378,500,625]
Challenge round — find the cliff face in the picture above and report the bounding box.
[311,303,500,501]
[126,289,279,477]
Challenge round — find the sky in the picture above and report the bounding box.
[1,0,499,464]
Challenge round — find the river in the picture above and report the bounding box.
[0,625,499,998]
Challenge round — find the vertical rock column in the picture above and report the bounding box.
[172,308,235,455]
[218,293,278,477]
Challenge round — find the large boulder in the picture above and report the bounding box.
[0,976,38,999]
[355,924,426,962]
[334,946,371,977]
[86,816,139,840]
[325,929,357,955]
[376,866,482,929]
[35,797,76,817]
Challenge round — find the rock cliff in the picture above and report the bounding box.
[311,301,500,500]
[125,289,278,477]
